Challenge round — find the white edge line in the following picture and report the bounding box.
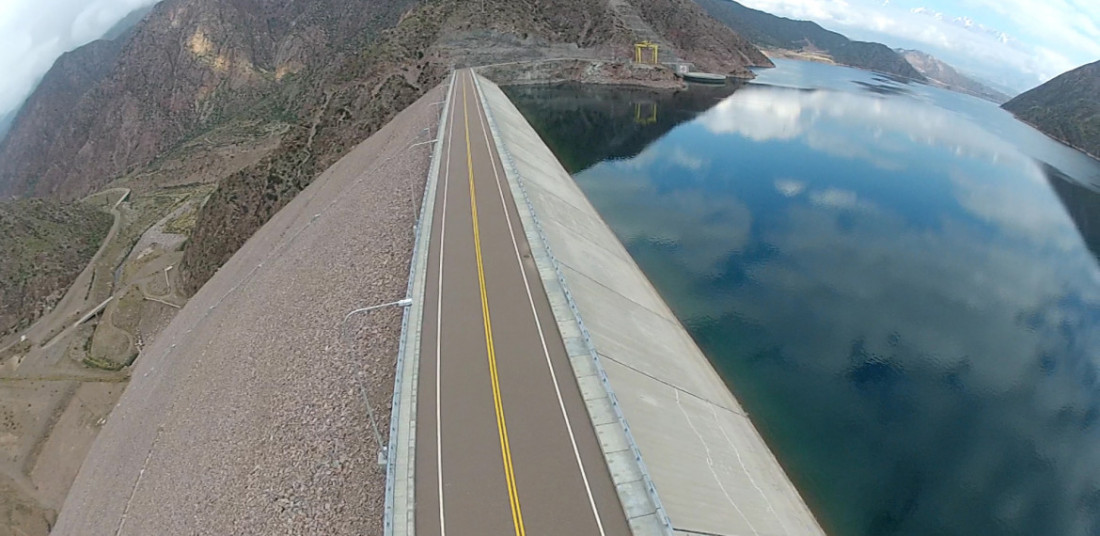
[435,70,459,536]
[470,73,607,536]
[389,71,456,536]
[472,72,675,534]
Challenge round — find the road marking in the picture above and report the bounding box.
[470,73,607,535]
[462,72,526,536]
[434,71,458,536]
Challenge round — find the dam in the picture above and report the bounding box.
[388,70,823,535]
[51,70,822,536]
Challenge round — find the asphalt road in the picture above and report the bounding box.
[415,70,631,536]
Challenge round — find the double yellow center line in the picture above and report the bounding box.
[461,74,527,536]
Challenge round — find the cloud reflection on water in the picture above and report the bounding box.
[572,77,1100,535]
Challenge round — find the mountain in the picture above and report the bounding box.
[1003,60,1100,158]
[693,0,925,81]
[0,32,133,198]
[0,0,767,199]
[898,49,1010,103]
[99,5,154,42]
[0,199,113,337]
[0,110,14,142]
[0,0,426,200]
[0,5,152,151]
[177,0,771,293]
[0,0,768,294]
[0,1,768,530]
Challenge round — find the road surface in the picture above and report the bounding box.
[414,70,630,536]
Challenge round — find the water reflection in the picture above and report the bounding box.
[1047,164,1100,263]
[510,64,1100,536]
[505,82,743,173]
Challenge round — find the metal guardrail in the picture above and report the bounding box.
[472,74,674,534]
[384,72,457,536]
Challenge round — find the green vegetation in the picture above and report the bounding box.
[163,206,198,236]
[1003,60,1100,158]
[82,354,129,371]
[0,199,113,336]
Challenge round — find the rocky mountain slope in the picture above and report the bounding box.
[180,0,767,292]
[0,34,132,198]
[0,0,420,200]
[0,199,112,337]
[1003,59,1100,158]
[0,0,769,297]
[0,3,770,534]
[899,49,1010,103]
[694,0,925,81]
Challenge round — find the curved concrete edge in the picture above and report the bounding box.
[388,73,456,536]
[473,74,673,536]
[473,74,826,536]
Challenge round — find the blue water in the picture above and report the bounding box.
[505,59,1100,536]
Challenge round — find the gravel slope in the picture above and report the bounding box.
[53,83,445,536]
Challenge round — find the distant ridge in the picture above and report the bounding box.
[693,0,925,81]
[0,110,14,143]
[898,49,1010,103]
[99,4,154,42]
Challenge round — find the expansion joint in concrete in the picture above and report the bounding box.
[594,351,746,418]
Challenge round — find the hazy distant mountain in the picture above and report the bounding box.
[0,5,153,148]
[100,4,154,41]
[694,0,926,81]
[898,49,1011,103]
[0,110,14,143]
[1003,60,1100,158]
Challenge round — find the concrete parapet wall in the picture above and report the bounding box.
[475,74,825,536]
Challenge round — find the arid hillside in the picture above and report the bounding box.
[0,0,769,297]
[0,0,420,200]
[0,1,772,534]
[0,200,112,337]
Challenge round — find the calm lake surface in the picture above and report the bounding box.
[505,59,1100,536]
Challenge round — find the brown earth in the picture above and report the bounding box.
[478,59,686,88]
[0,0,770,297]
[0,200,113,338]
[0,1,773,533]
[0,0,421,200]
[54,77,444,536]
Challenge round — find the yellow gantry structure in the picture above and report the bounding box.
[635,102,657,125]
[634,41,659,64]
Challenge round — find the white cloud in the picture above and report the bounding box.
[0,0,156,114]
[738,0,1100,89]
[697,85,1029,169]
[775,178,806,196]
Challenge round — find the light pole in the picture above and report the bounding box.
[339,298,413,467]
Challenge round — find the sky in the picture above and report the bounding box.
[0,0,157,116]
[739,0,1100,93]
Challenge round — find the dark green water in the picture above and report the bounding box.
[505,59,1100,536]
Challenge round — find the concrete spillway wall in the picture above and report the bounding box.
[474,74,825,536]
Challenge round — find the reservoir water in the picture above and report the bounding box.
[504,59,1100,536]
